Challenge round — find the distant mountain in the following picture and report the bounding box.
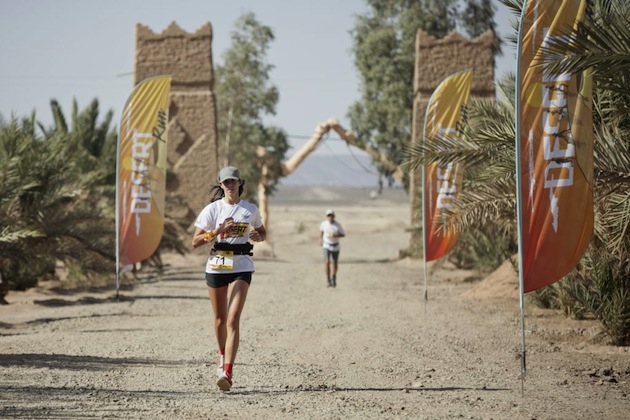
[279,153,383,187]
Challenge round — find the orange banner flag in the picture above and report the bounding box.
[116,76,172,267]
[423,70,473,262]
[517,0,593,292]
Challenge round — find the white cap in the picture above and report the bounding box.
[325,208,335,216]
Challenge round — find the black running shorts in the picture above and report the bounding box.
[205,272,253,288]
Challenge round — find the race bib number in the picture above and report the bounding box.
[210,251,234,270]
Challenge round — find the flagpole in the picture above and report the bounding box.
[422,163,428,313]
[421,88,432,312]
[115,118,122,302]
[515,0,529,396]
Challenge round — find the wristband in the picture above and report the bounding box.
[203,231,216,241]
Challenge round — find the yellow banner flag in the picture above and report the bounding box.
[517,0,593,292]
[423,70,472,262]
[116,76,171,267]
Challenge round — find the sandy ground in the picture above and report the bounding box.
[1,186,628,419]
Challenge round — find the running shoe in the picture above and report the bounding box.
[216,354,224,378]
[217,371,233,391]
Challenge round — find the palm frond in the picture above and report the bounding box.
[0,226,45,243]
[543,4,630,95]
[594,190,630,259]
[594,122,630,186]
[404,94,516,180]
[50,100,68,134]
[438,176,516,233]
[495,74,516,111]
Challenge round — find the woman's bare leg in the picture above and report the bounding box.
[223,279,250,366]
[207,286,228,358]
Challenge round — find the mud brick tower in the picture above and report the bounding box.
[135,22,219,219]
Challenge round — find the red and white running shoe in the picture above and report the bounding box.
[217,371,233,391]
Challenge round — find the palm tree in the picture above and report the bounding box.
[40,98,118,193]
[0,115,48,290]
[0,109,118,290]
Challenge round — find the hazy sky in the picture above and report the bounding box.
[0,0,518,159]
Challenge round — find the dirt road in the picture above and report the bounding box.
[1,186,628,419]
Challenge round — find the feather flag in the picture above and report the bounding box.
[516,0,593,293]
[422,70,473,262]
[116,76,171,287]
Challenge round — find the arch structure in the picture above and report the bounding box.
[255,118,400,253]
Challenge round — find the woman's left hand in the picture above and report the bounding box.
[249,230,263,242]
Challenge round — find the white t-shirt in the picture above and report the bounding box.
[320,220,345,251]
[194,198,263,274]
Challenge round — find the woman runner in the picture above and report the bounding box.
[192,166,266,391]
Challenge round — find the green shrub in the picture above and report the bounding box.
[448,222,517,275]
[568,252,630,345]
[532,250,630,345]
[4,257,54,291]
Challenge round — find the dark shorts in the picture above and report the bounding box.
[205,272,253,288]
[323,248,340,262]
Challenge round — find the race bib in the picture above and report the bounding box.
[210,251,234,270]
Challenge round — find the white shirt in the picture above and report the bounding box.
[194,199,263,274]
[320,220,345,251]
